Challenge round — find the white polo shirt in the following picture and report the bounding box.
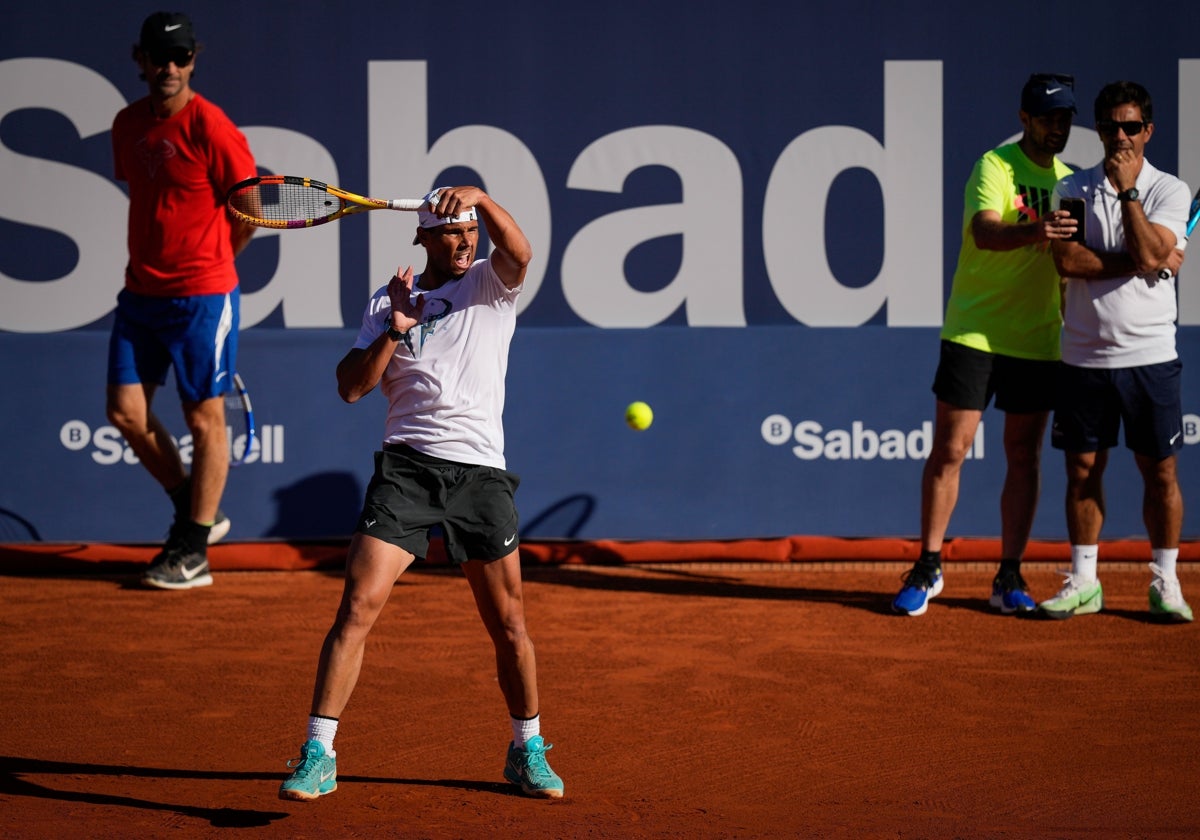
[1054,159,1190,368]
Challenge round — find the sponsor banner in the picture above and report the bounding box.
[2,2,1198,542]
[2,329,1197,542]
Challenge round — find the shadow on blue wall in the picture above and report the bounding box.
[264,472,362,539]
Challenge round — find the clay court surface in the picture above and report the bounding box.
[2,549,1198,839]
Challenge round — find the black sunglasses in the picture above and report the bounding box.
[1028,73,1075,89]
[146,47,194,68]
[1096,119,1146,137]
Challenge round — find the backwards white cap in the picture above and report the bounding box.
[413,187,478,243]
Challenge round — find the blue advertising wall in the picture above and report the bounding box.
[2,1,1198,542]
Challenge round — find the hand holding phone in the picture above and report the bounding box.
[1061,197,1086,242]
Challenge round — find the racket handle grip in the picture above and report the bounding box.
[389,199,425,211]
[1159,268,1173,280]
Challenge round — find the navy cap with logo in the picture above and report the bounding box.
[138,11,196,52]
[1021,73,1076,116]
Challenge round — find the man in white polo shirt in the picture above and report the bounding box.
[1045,80,1192,622]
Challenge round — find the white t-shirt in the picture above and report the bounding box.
[353,259,521,468]
[1054,159,1190,368]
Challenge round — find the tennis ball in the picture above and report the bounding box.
[625,401,653,431]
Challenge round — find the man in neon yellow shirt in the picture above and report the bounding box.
[893,73,1080,616]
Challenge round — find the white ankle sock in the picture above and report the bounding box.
[1152,547,1180,578]
[511,714,540,749]
[1070,545,1099,581]
[308,715,338,756]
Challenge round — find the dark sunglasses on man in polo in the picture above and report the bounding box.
[1097,119,1147,137]
[146,47,194,68]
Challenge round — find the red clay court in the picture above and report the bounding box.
[1,537,1198,839]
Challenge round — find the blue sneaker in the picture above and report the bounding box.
[989,569,1036,614]
[503,735,564,799]
[892,563,943,616]
[279,739,337,801]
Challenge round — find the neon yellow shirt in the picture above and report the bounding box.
[941,143,1073,360]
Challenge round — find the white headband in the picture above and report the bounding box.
[416,188,477,229]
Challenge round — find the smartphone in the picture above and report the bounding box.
[1061,197,1086,242]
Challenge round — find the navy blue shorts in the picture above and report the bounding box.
[356,444,521,564]
[1051,359,1184,459]
[931,340,1060,413]
[107,287,239,403]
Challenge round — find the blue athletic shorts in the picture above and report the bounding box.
[107,287,239,403]
[1051,359,1184,459]
[931,340,1060,413]
[355,444,521,564]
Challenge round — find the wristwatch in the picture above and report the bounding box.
[1117,187,1140,202]
[385,324,406,341]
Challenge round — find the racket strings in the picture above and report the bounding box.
[229,182,343,223]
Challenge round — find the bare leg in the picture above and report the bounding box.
[466,550,563,798]
[311,534,416,718]
[999,411,1049,561]
[920,400,983,553]
[461,550,538,719]
[1065,449,1106,545]
[180,396,228,523]
[1134,453,1183,549]
[106,383,186,491]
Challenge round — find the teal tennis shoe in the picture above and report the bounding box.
[279,739,337,801]
[504,735,564,799]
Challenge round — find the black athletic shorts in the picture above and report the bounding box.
[931,340,1060,413]
[355,443,521,564]
[1051,359,1184,459]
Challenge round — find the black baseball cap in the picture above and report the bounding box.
[138,12,196,52]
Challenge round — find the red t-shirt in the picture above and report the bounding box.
[112,93,257,297]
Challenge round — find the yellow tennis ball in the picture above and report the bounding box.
[625,401,653,430]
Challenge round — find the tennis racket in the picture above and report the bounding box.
[226,175,426,229]
[225,372,257,466]
[1158,187,1200,279]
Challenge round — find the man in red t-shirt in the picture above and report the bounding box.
[107,11,258,590]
